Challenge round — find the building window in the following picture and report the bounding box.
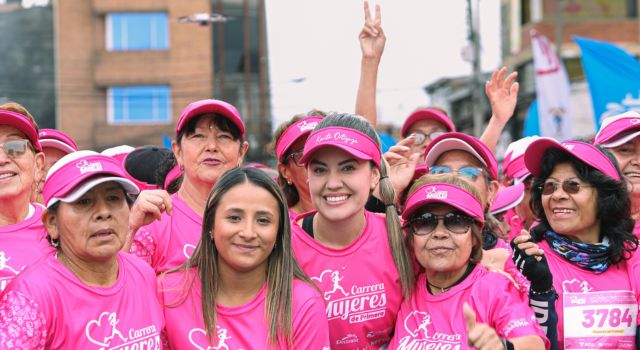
[106,12,168,51]
[107,86,171,124]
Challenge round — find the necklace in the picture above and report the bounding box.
[427,280,453,294]
[426,264,477,295]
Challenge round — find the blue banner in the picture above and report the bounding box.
[574,36,640,129]
[523,99,540,137]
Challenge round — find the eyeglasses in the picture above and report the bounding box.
[539,180,592,195]
[429,165,484,181]
[413,131,446,146]
[285,151,304,167]
[0,139,32,158]
[406,212,474,236]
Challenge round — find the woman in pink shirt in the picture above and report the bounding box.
[390,175,547,350]
[127,99,249,273]
[0,103,53,293]
[158,167,329,349]
[292,113,414,349]
[514,139,640,349]
[0,151,164,349]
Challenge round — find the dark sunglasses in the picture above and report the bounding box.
[413,131,446,146]
[406,211,474,236]
[429,165,484,181]
[0,139,32,158]
[539,180,592,195]
[285,151,304,167]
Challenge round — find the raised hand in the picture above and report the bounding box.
[359,1,385,60]
[383,135,421,196]
[486,66,519,125]
[464,303,504,350]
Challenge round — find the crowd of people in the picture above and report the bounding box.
[1,2,640,350]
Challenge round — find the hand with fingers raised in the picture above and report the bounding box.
[464,303,508,350]
[486,66,519,125]
[383,134,421,196]
[359,1,385,61]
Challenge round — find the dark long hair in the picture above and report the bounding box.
[529,147,638,264]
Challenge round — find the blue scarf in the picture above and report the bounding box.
[544,230,610,274]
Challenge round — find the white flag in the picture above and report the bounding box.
[531,29,573,141]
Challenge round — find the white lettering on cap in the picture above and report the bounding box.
[425,186,448,199]
[315,131,359,145]
[562,144,575,151]
[76,160,103,174]
[298,120,318,132]
[630,118,640,125]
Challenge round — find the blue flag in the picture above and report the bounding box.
[523,99,540,137]
[574,36,640,129]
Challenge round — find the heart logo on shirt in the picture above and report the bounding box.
[404,311,433,339]
[310,269,350,300]
[562,278,593,293]
[183,244,196,259]
[189,326,231,350]
[85,311,127,348]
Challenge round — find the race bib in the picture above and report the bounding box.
[564,290,637,349]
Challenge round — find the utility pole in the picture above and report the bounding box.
[555,0,564,53]
[467,0,483,137]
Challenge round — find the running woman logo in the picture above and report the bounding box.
[76,159,103,174]
[85,311,160,350]
[562,279,593,293]
[297,120,318,132]
[311,269,387,324]
[396,311,462,350]
[425,186,448,200]
[0,251,25,291]
[189,326,232,350]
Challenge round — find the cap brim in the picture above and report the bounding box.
[47,177,140,208]
[600,130,640,148]
[300,144,373,166]
[524,138,563,178]
[489,183,525,215]
[0,113,41,151]
[425,138,487,167]
[40,139,76,154]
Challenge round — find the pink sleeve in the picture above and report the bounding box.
[503,255,531,294]
[292,293,330,349]
[0,291,47,350]
[129,227,156,267]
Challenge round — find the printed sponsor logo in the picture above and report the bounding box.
[562,279,593,293]
[315,132,359,146]
[189,326,232,350]
[502,318,530,337]
[76,159,103,174]
[85,311,160,350]
[425,186,448,200]
[297,120,318,132]
[336,334,359,345]
[397,311,462,350]
[0,251,25,291]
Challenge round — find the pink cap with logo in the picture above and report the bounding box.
[38,129,78,154]
[0,110,42,151]
[300,126,381,167]
[275,116,323,161]
[502,136,540,181]
[594,111,640,147]
[524,138,621,181]
[401,108,456,137]
[424,132,498,179]
[489,182,525,215]
[175,99,244,138]
[43,150,139,208]
[402,183,484,223]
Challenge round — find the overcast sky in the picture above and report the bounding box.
[266,0,501,128]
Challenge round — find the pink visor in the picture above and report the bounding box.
[38,129,78,154]
[43,150,139,208]
[0,110,41,151]
[300,127,381,167]
[402,183,484,223]
[504,156,530,181]
[489,182,525,215]
[163,164,182,190]
[176,99,244,138]
[275,116,323,161]
[524,139,621,181]
[424,132,498,179]
[401,108,456,137]
[594,111,640,147]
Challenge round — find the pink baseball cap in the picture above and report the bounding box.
[0,110,41,151]
[175,99,244,138]
[101,145,134,165]
[401,108,456,137]
[402,183,484,224]
[524,139,621,181]
[424,132,498,179]
[43,150,139,208]
[594,111,640,147]
[163,164,182,190]
[489,182,525,215]
[38,129,78,154]
[502,136,540,181]
[275,116,323,161]
[300,127,381,167]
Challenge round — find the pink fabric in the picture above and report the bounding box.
[301,127,381,167]
[401,108,456,137]
[594,111,640,146]
[505,209,525,241]
[291,211,403,349]
[158,268,330,349]
[0,253,164,349]
[275,116,322,160]
[130,193,202,273]
[0,204,53,292]
[38,129,78,154]
[402,183,484,222]
[389,267,548,350]
[540,240,639,349]
[175,99,245,138]
[0,110,41,151]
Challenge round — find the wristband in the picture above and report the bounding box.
[500,337,514,350]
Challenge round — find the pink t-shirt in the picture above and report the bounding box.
[291,211,403,349]
[130,193,202,273]
[0,204,54,292]
[158,268,330,349]
[389,266,548,350]
[0,252,164,349]
[541,240,640,349]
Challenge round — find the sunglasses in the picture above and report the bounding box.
[406,211,474,236]
[285,151,304,167]
[429,165,484,181]
[539,180,592,195]
[413,131,446,146]
[0,139,32,158]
